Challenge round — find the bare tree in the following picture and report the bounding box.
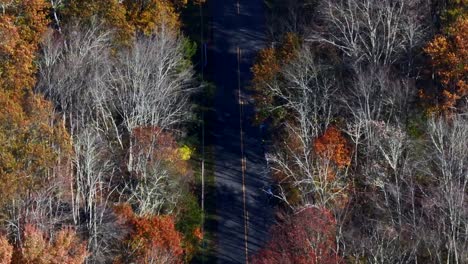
[426,115,468,264]
[37,23,114,135]
[48,0,63,32]
[262,47,348,208]
[350,121,422,263]
[126,149,184,216]
[264,0,316,40]
[263,46,336,137]
[111,27,195,172]
[343,116,468,264]
[310,0,429,67]
[344,67,415,123]
[72,127,116,261]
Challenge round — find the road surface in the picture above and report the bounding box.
[208,0,273,263]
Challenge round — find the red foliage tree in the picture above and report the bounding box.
[252,207,342,264]
[114,204,184,264]
[132,127,179,161]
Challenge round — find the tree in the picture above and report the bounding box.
[114,204,184,264]
[252,207,341,264]
[0,0,71,213]
[311,0,429,67]
[426,115,468,262]
[424,17,467,113]
[313,126,351,169]
[37,23,114,134]
[126,127,190,216]
[112,28,194,172]
[123,0,181,35]
[258,47,348,208]
[0,91,71,210]
[61,0,186,44]
[0,0,50,95]
[251,32,300,122]
[71,127,114,260]
[13,224,88,264]
[61,0,133,44]
[344,120,424,263]
[263,0,316,39]
[0,235,13,264]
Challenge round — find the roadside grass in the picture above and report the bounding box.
[180,2,219,263]
[191,144,217,263]
[187,81,217,263]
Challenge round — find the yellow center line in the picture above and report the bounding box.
[237,46,249,264]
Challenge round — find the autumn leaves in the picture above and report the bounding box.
[423,16,467,114]
[251,0,467,263]
[0,0,202,263]
[0,0,70,209]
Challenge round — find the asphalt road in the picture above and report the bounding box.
[208,0,273,263]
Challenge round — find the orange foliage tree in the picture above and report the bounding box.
[252,207,341,264]
[61,0,133,44]
[62,0,184,44]
[252,32,300,86]
[0,0,49,95]
[12,225,88,264]
[0,235,13,264]
[0,92,70,207]
[0,0,71,209]
[123,0,181,35]
[424,17,467,113]
[114,204,184,264]
[313,126,352,169]
[251,32,300,122]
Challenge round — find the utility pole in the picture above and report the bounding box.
[199,1,206,263]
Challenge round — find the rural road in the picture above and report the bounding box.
[208,0,273,263]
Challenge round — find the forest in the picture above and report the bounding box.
[0,0,466,263]
[0,0,205,263]
[251,0,467,263]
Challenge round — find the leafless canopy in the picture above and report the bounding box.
[310,0,429,66]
